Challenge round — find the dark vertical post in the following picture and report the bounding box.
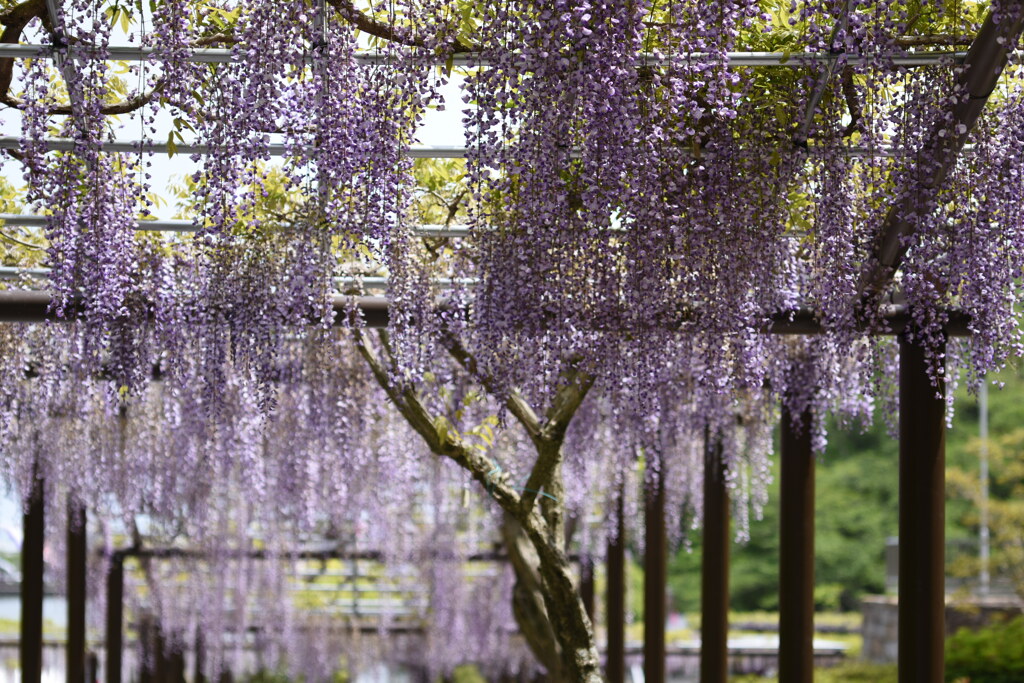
[21,469,44,683]
[700,434,729,683]
[105,555,124,683]
[194,630,207,683]
[779,404,815,683]
[139,616,154,683]
[154,624,168,683]
[644,462,667,683]
[169,645,185,683]
[67,499,87,683]
[899,334,946,683]
[606,492,625,682]
[580,557,595,622]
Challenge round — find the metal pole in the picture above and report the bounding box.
[105,555,124,683]
[606,492,626,682]
[21,468,44,683]
[899,334,946,683]
[979,379,990,596]
[67,499,87,683]
[644,461,667,683]
[779,404,815,683]
[700,434,729,683]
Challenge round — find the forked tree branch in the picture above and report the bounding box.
[352,327,554,539]
[440,330,543,441]
[326,0,474,53]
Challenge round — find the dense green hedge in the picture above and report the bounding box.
[946,615,1024,683]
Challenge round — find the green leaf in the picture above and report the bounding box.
[433,416,451,442]
[166,131,177,158]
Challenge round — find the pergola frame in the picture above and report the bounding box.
[8,2,1024,682]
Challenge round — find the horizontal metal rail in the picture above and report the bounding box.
[0,267,473,290]
[0,43,970,67]
[0,288,972,336]
[0,136,965,159]
[0,213,470,236]
[0,136,466,158]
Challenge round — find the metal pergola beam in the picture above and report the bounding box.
[0,136,969,159]
[0,136,466,158]
[0,43,970,67]
[0,213,469,237]
[0,289,973,335]
[858,6,1024,303]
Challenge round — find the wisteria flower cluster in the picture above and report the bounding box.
[3,0,1024,679]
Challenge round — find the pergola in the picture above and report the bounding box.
[3,2,1024,683]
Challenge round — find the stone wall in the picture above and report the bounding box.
[860,595,1024,664]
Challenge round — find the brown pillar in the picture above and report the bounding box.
[139,616,155,683]
[580,557,595,622]
[606,492,625,682]
[105,555,123,683]
[21,470,44,683]
[644,462,667,683]
[154,623,169,683]
[194,629,207,683]
[67,500,87,683]
[700,435,729,683]
[899,334,946,683]
[779,404,815,683]
[167,635,185,683]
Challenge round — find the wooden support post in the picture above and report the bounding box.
[899,334,946,683]
[606,493,625,682]
[700,435,729,683]
[194,630,207,683]
[581,557,595,622]
[169,645,185,683]
[139,616,155,683]
[67,499,87,683]
[779,404,815,683]
[21,469,44,683]
[105,555,124,683]
[154,623,169,683]
[644,462,667,683]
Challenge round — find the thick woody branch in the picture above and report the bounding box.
[3,79,165,115]
[541,368,595,441]
[1,0,166,117]
[326,0,473,53]
[840,66,862,138]
[519,368,594,517]
[352,328,552,538]
[0,0,46,100]
[440,331,542,441]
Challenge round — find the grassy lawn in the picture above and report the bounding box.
[731,661,897,682]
